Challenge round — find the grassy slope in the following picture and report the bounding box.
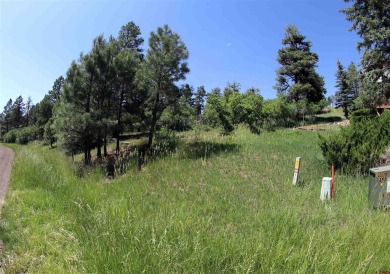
[1,126,389,273]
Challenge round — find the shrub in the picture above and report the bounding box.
[2,126,40,145]
[319,110,390,174]
[3,129,17,143]
[262,96,296,131]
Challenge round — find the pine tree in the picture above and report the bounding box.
[25,97,33,126]
[346,61,361,98]
[275,25,326,104]
[2,99,13,132]
[193,86,207,118]
[342,0,390,108]
[335,60,354,118]
[113,21,144,153]
[136,25,189,147]
[11,96,25,128]
[57,58,95,164]
[49,76,64,104]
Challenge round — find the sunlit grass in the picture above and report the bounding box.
[1,126,389,273]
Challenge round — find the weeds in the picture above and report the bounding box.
[1,127,389,273]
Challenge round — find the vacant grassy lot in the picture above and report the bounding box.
[1,126,389,273]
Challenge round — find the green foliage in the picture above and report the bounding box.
[2,128,390,273]
[160,103,194,131]
[3,129,16,143]
[240,90,264,133]
[204,90,234,134]
[335,60,357,118]
[262,96,296,130]
[2,126,39,145]
[204,84,263,134]
[43,118,56,147]
[159,84,196,131]
[342,0,390,107]
[275,25,326,104]
[193,85,207,118]
[319,110,390,174]
[204,92,222,128]
[136,24,189,147]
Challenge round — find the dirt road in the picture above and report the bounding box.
[0,146,13,205]
[0,146,13,266]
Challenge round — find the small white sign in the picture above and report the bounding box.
[320,177,332,201]
[387,177,390,193]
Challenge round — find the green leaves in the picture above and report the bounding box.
[342,0,390,107]
[334,60,356,118]
[275,25,326,105]
[137,25,190,146]
[319,110,390,174]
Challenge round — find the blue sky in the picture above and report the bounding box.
[0,0,361,110]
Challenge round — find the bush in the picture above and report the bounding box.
[262,96,296,131]
[319,110,390,174]
[3,129,17,143]
[2,126,40,145]
[151,128,179,156]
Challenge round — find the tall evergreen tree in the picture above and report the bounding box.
[342,0,390,108]
[113,21,144,153]
[2,99,13,132]
[118,21,144,54]
[335,60,354,118]
[49,76,64,104]
[210,87,221,97]
[160,84,195,131]
[275,25,326,104]
[57,57,95,164]
[25,97,33,126]
[136,25,189,147]
[193,86,207,118]
[11,96,25,129]
[89,35,116,158]
[346,61,361,98]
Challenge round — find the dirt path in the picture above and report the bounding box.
[0,146,13,207]
[0,146,13,270]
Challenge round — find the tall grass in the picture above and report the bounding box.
[1,127,389,273]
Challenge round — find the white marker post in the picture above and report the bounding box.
[292,157,301,185]
[320,177,332,200]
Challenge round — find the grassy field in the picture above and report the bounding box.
[1,125,389,273]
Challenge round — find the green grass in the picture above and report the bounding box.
[1,126,389,273]
[314,107,346,123]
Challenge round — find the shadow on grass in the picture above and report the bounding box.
[180,141,240,159]
[119,132,149,141]
[314,116,343,124]
[105,138,240,177]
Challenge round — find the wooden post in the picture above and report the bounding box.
[331,165,335,199]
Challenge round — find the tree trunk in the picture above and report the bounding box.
[97,133,102,159]
[148,91,160,148]
[104,127,108,157]
[116,84,125,154]
[84,139,91,165]
[84,77,92,165]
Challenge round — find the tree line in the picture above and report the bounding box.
[0,22,328,164]
[1,0,388,168]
